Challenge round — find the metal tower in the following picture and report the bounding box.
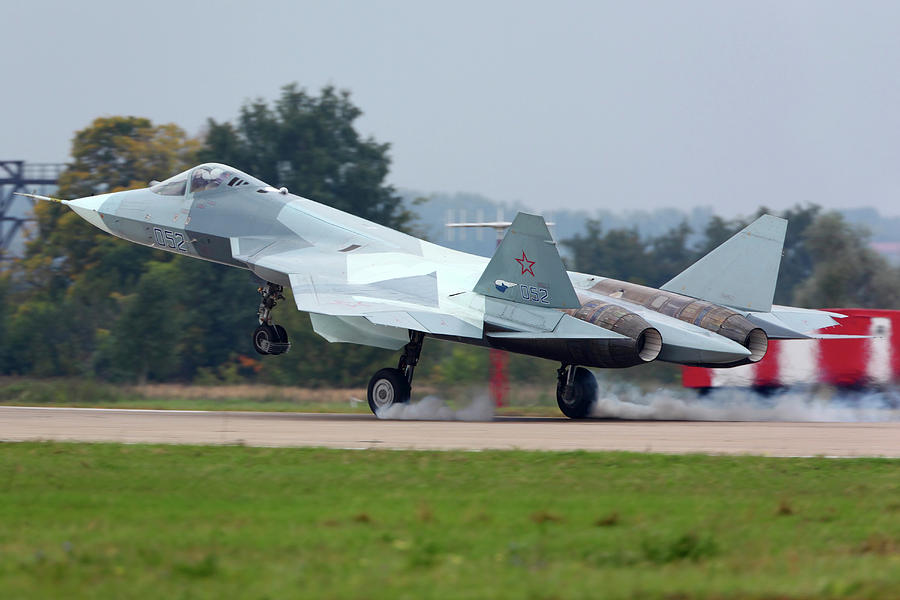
[0,161,66,256]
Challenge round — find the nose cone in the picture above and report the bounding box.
[63,193,114,234]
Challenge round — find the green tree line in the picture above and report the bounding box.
[564,206,900,309]
[2,83,898,386]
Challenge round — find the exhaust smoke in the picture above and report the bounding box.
[376,393,494,421]
[373,383,899,423]
[590,382,900,422]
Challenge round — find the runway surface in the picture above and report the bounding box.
[1,406,898,456]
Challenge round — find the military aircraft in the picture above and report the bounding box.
[19,163,841,418]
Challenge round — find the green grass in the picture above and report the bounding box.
[0,377,567,416]
[0,378,367,413]
[1,443,898,599]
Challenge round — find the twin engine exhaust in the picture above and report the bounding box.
[573,279,768,368]
[487,280,767,370]
[567,300,662,367]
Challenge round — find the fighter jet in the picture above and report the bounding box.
[19,163,841,418]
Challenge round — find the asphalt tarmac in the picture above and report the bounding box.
[1,406,898,456]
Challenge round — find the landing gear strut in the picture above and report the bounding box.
[252,282,291,355]
[367,331,425,415]
[556,364,598,419]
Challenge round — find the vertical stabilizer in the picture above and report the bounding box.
[473,212,580,309]
[661,214,787,312]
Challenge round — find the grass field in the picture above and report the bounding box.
[0,377,568,416]
[1,443,898,599]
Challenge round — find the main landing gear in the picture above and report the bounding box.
[252,282,291,356]
[367,331,425,415]
[556,364,598,419]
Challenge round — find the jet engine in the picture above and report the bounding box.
[488,299,661,368]
[566,299,663,367]
[586,279,768,365]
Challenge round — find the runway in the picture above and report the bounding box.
[1,406,898,456]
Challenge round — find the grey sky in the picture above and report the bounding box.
[3,1,899,216]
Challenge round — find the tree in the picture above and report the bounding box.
[2,99,415,384]
[562,220,656,284]
[58,117,199,198]
[646,220,694,288]
[29,117,198,274]
[4,117,200,378]
[0,274,11,372]
[432,346,490,385]
[773,204,821,304]
[695,215,742,257]
[198,84,411,229]
[792,212,900,309]
[191,84,420,385]
[559,205,852,310]
[98,261,185,382]
[3,93,419,385]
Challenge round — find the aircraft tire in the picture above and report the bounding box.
[253,324,277,355]
[367,368,411,415]
[252,324,292,356]
[556,367,598,419]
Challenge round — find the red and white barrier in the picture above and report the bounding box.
[682,309,900,390]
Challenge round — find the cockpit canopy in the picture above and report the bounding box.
[150,163,267,196]
[150,170,189,196]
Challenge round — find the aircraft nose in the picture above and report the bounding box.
[63,193,114,234]
[64,193,109,211]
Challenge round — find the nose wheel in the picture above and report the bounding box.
[252,282,291,355]
[253,323,290,355]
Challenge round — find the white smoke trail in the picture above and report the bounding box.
[374,381,899,422]
[376,393,494,421]
[591,382,900,422]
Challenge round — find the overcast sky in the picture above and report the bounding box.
[3,1,899,216]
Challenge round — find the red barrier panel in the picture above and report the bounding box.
[682,309,900,390]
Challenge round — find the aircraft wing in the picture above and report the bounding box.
[232,236,486,349]
[230,210,630,350]
[287,272,484,336]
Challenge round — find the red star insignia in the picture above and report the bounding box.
[515,251,535,276]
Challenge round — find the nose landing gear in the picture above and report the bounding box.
[252,282,291,356]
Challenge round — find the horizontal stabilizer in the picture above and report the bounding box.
[746,306,844,339]
[473,213,580,309]
[662,214,787,312]
[768,305,844,331]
